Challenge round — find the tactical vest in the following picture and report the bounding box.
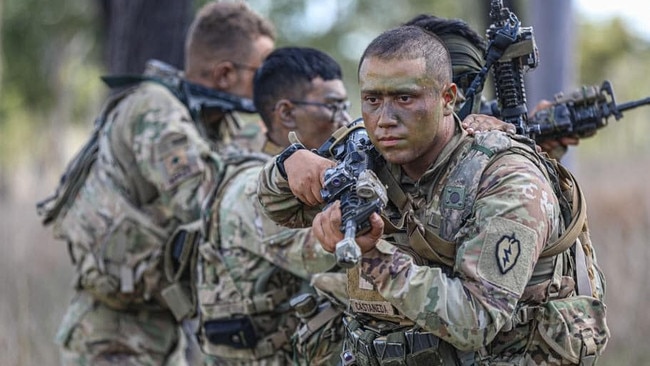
[344,130,608,365]
[168,151,305,362]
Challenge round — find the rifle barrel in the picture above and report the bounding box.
[617,96,650,113]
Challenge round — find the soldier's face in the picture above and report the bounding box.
[290,77,350,150]
[360,56,454,177]
[229,35,275,99]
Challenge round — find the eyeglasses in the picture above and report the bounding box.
[289,100,351,123]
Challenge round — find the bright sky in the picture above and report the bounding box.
[575,0,650,40]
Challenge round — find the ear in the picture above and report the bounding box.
[275,100,297,129]
[442,83,457,116]
[212,61,237,90]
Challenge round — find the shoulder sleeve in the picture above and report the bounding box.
[113,82,213,222]
[220,165,336,278]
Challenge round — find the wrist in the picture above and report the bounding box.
[275,143,305,180]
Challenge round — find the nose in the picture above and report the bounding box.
[377,102,398,128]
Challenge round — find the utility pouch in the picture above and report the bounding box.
[204,317,259,349]
[531,296,609,365]
[161,220,202,320]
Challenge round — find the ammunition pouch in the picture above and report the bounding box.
[161,220,202,321]
[204,316,259,349]
[341,317,458,366]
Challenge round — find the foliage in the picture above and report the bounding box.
[1,0,99,113]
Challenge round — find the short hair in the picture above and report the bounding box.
[184,1,275,77]
[253,47,343,130]
[360,25,452,90]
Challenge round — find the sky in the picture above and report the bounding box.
[575,0,650,40]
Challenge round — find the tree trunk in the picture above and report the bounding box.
[100,0,193,74]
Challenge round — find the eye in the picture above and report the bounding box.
[364,96,379,104]
[398,95,412,103]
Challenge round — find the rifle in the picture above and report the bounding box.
[102,59,257,117]
[458,0,538,131]
[464,2,650,142]
[528,80,650,142]
[317,120,387,268]
[485,0,539,135]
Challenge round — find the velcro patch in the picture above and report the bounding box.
[157,133,201,191]
[478,216,536,295]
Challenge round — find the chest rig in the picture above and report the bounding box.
[165,150,304,361]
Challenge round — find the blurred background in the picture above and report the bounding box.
[1,0,649,365]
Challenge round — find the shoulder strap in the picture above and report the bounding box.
[538,162,587,258]
[161,152,267,321]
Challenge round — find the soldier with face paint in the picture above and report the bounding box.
[257,26,608,365]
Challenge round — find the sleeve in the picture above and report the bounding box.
[359,153,560,351]
[256,157,322,228]
[120,83,213,223]
[221,166,336,279]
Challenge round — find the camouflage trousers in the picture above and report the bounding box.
[56,291,200,366]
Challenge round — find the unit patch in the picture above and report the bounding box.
[495,233,521,274]
[158,133,201,190]
[478,216,536,294]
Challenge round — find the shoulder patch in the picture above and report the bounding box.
[478,216,537,295]
[157,133,201,191]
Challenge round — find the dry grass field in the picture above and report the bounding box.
[1,120,648,366]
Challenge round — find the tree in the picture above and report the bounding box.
[99,0,192,74]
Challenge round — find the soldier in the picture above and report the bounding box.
[258,26,609,365]
[194,47,350,365]
[37,2,274,365]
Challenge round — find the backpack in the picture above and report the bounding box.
[36,74,200,310]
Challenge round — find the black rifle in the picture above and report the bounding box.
[458,0,538,131]
[102,59,257,117]
[318,120,387,268]
[462,2,650,142]
[527,80,650,142]
[486,0,539,135]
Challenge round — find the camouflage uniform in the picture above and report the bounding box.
[47,81,236,366]
[257,119,609,365]
[195,138,343,365]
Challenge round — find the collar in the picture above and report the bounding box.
[396,116,467,188]
[261,137,284,156]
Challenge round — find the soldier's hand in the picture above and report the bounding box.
[530,99,580,160]
[462,114,516,135]
[313,201,383,254]
[284,150,335,206]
